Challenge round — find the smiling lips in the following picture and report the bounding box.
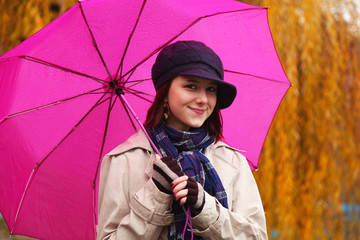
[189,107,206,115]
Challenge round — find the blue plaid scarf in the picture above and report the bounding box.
[148,122,228,240]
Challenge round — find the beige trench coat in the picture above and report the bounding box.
[97,130,267,240]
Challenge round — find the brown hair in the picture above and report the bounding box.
[144,81,224,142]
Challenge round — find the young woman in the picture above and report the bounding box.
[97,41,267,239]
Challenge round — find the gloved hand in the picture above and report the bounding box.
[152,156,184,194]
[173,176,205,216]
[184,177,205,216]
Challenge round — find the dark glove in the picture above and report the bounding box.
[185,177,205,216]
[152,156,184,194]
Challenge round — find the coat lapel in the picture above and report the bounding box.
[205,142,239,190]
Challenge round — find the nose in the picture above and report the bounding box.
[195,89,208,105]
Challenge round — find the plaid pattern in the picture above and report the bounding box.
[149,122,228,240]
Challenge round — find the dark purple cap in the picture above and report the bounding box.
[151,41,237,109]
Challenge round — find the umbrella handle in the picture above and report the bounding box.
[118,94,162,156]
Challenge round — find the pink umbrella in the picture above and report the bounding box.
[0,0,291,239]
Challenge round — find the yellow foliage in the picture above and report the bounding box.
[0,0,360,239]
[0,0,76,53]
[252,0,360,239]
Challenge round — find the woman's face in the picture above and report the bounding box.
[165,75,217,131]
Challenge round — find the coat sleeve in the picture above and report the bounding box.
[191,150,268,240]
[97,149,174,240]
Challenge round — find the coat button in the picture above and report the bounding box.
[164,215,173,225]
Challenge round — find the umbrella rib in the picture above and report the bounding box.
[124,88,154,102]
[121,7,267,84]
[92,93,117,224]
[125,78,152,89]
[11,165,38,234]
[224,69,293,86]
[38,92,112,166]
[246,158,257,171]
[8,56,107,85]
[198,7,268,19]
[92,93,124,229]
[115,0,148,81]
[12,92,112,234]
[93,93,117,182]
[3,87,105,121]
[79,1,114,85]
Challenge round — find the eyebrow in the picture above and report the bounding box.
[185,79,217,86]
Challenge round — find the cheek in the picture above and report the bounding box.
[168,91,182,105]
[209,95,217,109]
[168,93,186,114]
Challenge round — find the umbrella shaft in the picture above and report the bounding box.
[118,94,161,156]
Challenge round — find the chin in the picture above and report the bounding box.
[187,122,206,129]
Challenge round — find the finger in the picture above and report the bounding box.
[155,154,161,161]
[179,197,187,205]
[171,175,188,186]
[172,180,187,193]
[174,189,188,201]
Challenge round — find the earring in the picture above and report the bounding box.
[163,102,169,120]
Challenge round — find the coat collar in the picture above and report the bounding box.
[107,130,243,188]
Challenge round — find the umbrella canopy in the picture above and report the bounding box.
[0,0,291,239]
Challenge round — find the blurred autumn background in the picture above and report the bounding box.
[0,0,359,239]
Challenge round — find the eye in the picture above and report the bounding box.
[207,86,217,93]
[185,84,197,90]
